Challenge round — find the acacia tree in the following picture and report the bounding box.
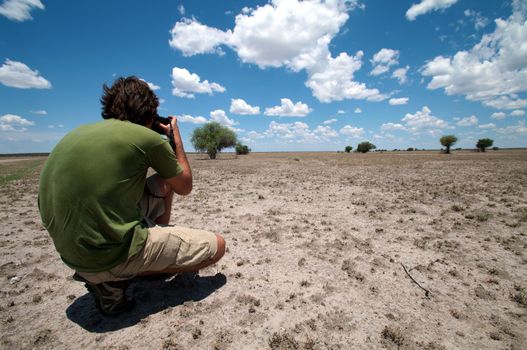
[345,145,353,153]
[476,138,493,152]
[356,141,376,153]
[191,122,237,159]
[440,135,458,154]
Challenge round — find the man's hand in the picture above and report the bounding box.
[159,116,193,196]
[156,116,178,138]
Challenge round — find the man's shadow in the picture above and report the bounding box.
[66,272,226,332]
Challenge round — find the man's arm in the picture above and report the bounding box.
[158,117,192,196]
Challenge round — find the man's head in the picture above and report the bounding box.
[101,76,159,126]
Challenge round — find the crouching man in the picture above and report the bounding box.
[38,76,225,316]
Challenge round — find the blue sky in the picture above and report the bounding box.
[1,0,526,153]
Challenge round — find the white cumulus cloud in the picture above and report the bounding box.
[140,79,160,91]
[169,18,231,56]
[0,0,44,21]
[29,110,47,115]
[479,123,496,129]
[210,109,239,127]
[263,121,337,143]
[264,98,311,117]
[406,0,458,21]
[464,9,489,30]
[510,109,525,117]
[0,59,51,89]
[230,98,260,115]
[266,120,315,141]
[370,48,399,76]
[177,4,185,16]
[168,0,385,103]
[170,67,225,98]
[354,108,362,113]
[323,118,338,125]
[176,114,208,124]
[228,0,351,68]
[456,115,478,126]
[0,114,34,131]
[306,49,386,103]
[392,65,409,84]
[314,125,338,138]
[381,123,407,132]
[496,121,527,134]
[401,106,451,134]
[421,1,527,110]
[340,125,364,137]
[491,112,506,120]
[389,97,409,105]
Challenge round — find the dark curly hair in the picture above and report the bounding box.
[101,76,159,126]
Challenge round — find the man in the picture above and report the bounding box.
[38,76,226,316]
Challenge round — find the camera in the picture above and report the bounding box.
[152,114,176,149]
[152,113,171,134]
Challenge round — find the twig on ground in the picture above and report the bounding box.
[401,263,431,299]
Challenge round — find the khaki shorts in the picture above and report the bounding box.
[78,175,218,284]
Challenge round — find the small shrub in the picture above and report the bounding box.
[235,143,250,155]
[381,326,405,347]
[475,210,491,222]
[512,285,527,307]
[451,204,464,212]
[344,145,353,153]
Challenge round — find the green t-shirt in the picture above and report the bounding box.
[38,119,182,272]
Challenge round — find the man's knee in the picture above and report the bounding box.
[213,234,226,262]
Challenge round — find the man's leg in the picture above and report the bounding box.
[138,234,226,276]
[76,228,225,315]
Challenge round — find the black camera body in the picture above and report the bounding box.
[152,114,171,134]
[152,114,176,149]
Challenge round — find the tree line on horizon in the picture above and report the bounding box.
[187,121,498,159]
[342,136,495,154]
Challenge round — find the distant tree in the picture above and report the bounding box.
[356,141,376,153]
[191,122,237,159]
[344,145,353,153]
[235,143,251,155]
[406,147,414,151]
[476,138,494,152]
[440,135,458,154]
[492,146,499,151]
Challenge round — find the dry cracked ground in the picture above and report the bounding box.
[1,150,526,349]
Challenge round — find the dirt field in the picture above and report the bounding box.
[1,150,526,349]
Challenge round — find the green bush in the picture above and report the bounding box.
[344,146,353,153]
[356,141,376,153]
[191,122,237,159]
[235,143,251,155]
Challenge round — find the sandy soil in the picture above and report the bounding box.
[1,150,526,349]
